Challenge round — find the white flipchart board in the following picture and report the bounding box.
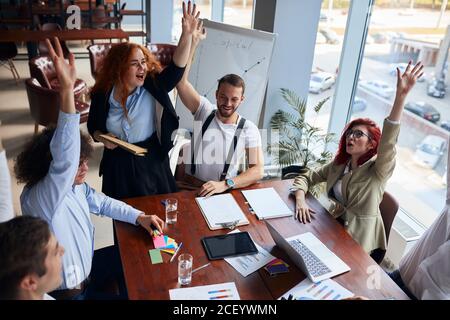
[175,20,277,130]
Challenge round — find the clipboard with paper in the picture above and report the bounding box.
[195,194,249,230]
[99,134,148,156]
[241,187,293,220]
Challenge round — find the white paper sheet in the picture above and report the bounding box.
[278,278,354,300]
[195,194,249,230]
[224,229,275,277]
[169,282,240,300]
[242,188,293,220]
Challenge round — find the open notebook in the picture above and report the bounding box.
[99,134,148,156]
[195,194,249,230]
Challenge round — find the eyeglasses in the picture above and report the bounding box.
[345,129,371,140]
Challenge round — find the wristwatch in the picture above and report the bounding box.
[225,178,235,190]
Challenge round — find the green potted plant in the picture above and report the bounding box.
[267,88,336,197]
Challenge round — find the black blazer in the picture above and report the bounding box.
[87,60,185,155]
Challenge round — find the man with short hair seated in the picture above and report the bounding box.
[175,20,264,196]
[0,216,64,300]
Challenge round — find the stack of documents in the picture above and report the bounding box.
[224,229,275,277]
[278,278,354,300]
[169,282,240,300]
[242,187,293,220]
[195,194,249,230]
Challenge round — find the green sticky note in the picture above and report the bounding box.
[149,249,163,264]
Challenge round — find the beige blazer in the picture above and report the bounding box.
[293,119,400,253]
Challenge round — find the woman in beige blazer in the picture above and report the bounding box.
[292,61,423,257]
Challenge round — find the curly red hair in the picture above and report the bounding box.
[334,118,382,166]
[91,42,162,115]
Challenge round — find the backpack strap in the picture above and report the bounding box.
[190,110,216,175]
[219,117,246,181]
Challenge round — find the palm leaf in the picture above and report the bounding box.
[314,96,331,113]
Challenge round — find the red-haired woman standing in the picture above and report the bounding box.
[88,2,201,199]
[292,61,423,259]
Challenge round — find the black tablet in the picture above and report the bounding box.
[201,232,258,260]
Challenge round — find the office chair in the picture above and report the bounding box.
[38,23,71,58]
[25,78,90,134]
[29,55,88,100]
[371,191,399,264]
[0,26,20,85]
[147,43,177,69]
[87,43,113,79]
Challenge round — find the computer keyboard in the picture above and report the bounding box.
[289,239,331,277]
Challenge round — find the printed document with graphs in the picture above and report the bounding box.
[242,187,293,220]
[195,194,249,230]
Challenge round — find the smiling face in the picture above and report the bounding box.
[123,48,147,92]
[215,83,244,120]
[345,124,374,159]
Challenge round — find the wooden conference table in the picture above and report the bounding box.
[115,179,409,300]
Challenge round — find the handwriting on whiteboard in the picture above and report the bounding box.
[213,38,254,50]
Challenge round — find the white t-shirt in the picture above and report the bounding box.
[399,205,450,299]
[183,96,262,182]
[43,293,55,300]
[0,150,14,222]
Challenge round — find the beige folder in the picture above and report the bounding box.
[99,134,148,156]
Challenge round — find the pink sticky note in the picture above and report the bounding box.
[153,235,166,248]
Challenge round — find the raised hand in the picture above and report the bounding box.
[396,61,423,98]
[181,1,200,35]
[45,37,76,90]
[192,17,207,45]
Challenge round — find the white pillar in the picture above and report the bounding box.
[211,0,224,22]
[150,0,173,43]
[262,0,322,128]
[326,0,373,152]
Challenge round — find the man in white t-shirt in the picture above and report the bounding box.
[0,216,65,300]
[175,22,264,197]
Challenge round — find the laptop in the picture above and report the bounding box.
[266,222,351,283]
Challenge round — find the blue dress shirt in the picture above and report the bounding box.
[21,111,142,290]
[106,85,156,143]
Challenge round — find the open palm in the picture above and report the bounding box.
[45,37,77,90]
[192,19,207,44]
[182,0,200,35]
[396,61,423,98]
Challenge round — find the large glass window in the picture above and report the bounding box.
[351,0,450,226]
[223,0,254,29]
[306,1,351,151]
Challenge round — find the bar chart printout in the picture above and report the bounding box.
[278,278,354,300]
[169,282,240,300]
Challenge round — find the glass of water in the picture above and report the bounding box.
[165,198,178,224]
[178,253,193,286]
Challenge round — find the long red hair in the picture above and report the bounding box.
[90,42,162,115]
[334,118,382,166]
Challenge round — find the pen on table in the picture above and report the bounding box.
[192,262,211,274]
[170,242,183,263]
[215,220,240,228]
